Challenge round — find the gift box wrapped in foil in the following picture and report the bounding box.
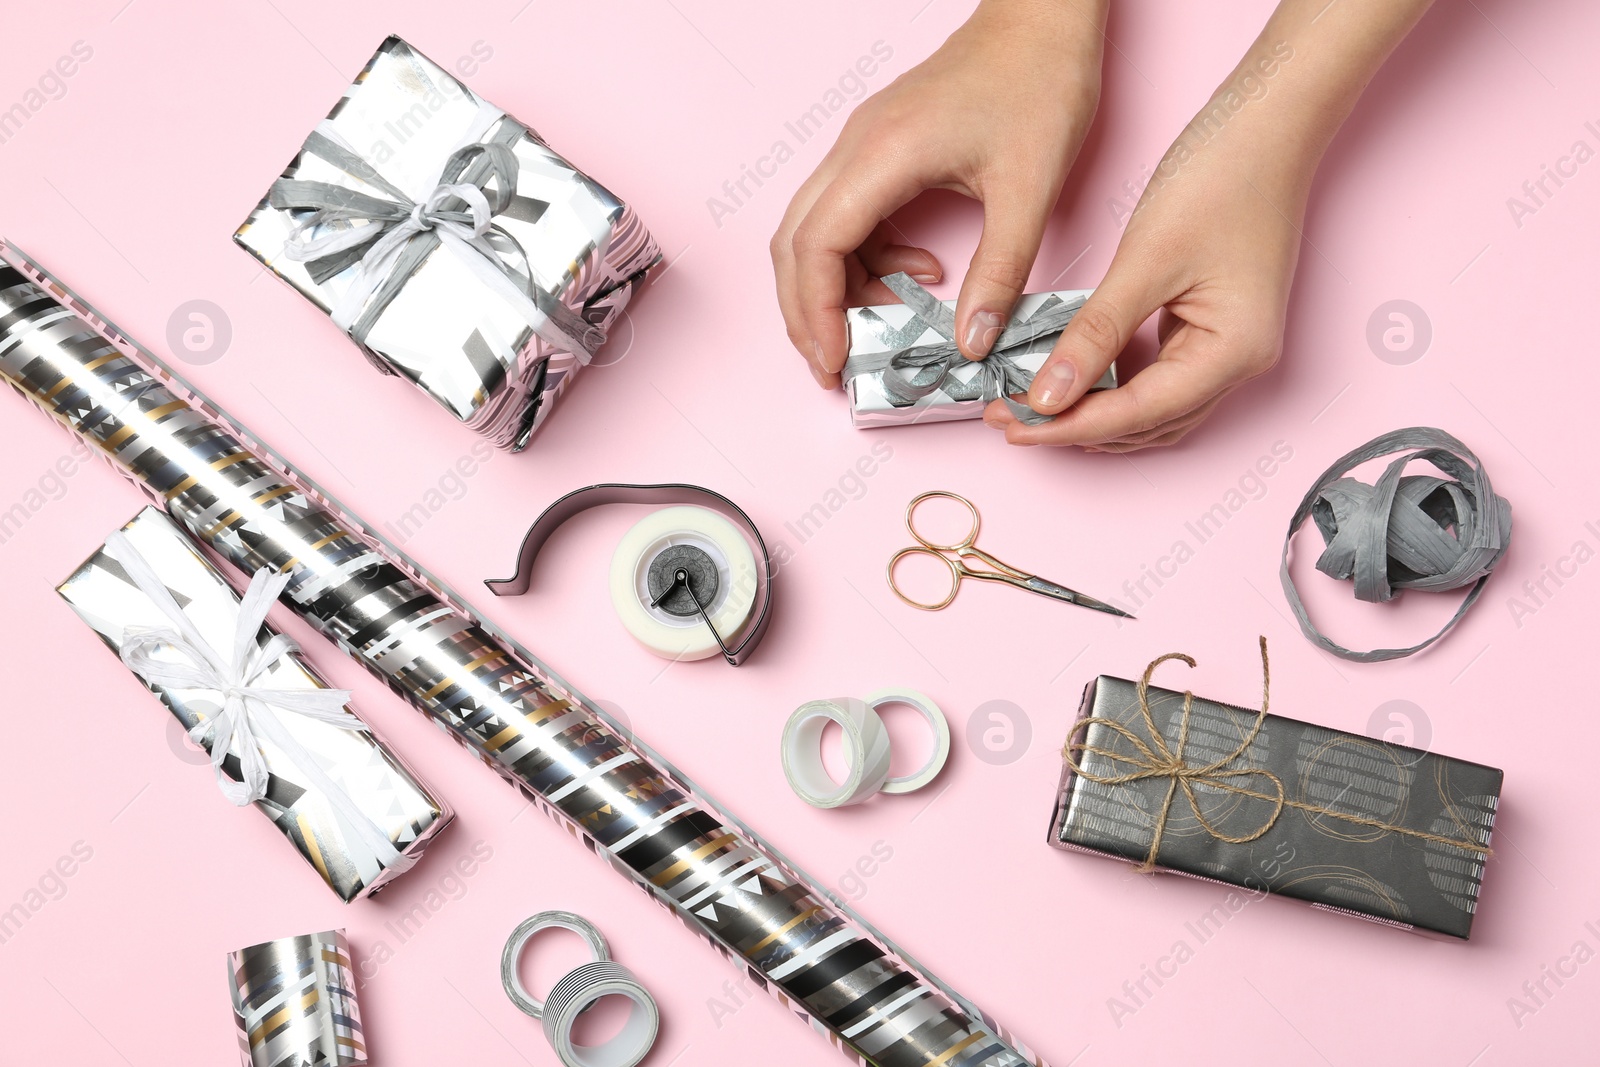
[1048,643,1502,939]
[229,929,366,1067]
[58,506,451,902]
[843,274,1115,428]
[235,35,661,451]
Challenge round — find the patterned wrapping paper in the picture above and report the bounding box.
[57,506,451,902]
[235,36,661,451]
[843,289,1116,428]
[228,929,366,1067]
[1048,671,1503,939]
[0,251,1046,1067]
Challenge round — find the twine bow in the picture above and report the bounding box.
[1063,637,1492,872]
[268,111,602,365]
[104,531,400,866]
[843,273,1083,425]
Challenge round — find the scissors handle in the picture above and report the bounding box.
[887,546,963,610]
[905,491,981,552]
[952,543,1029,581]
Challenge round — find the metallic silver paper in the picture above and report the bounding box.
[844,288,1115,428]
[58,506,451,902]
[229,928,367,1067]
[0,251,1046,1067]
[1049,666,1502,939]
[235,36,661,451]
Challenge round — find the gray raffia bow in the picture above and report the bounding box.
[1279,427,1512,662]
[268,126,603,363]
[843,272,1084,425]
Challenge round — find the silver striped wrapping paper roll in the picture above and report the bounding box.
[228,929,366,1067]
[0,251,1044,1067]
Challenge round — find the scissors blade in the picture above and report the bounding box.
[1019,575,1135,619]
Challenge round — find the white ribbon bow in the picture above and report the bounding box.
[104,531,401,866]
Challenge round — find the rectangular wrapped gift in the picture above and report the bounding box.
[1048,645,1502,938]
[235,35,661,451]
[58,507,451,901]
[843,277,1115,428]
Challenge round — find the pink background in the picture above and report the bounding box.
[1,0,1596,1063]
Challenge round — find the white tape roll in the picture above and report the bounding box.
[543,961,659,1067]
[864,687,951,795]
[780,698,892,808]
[609,506,758,661]
[501,912,659,1067]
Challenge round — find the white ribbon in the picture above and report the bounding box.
[103,531,402,867]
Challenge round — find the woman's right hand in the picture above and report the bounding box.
[771,0,1109,388]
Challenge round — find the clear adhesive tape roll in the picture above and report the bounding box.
[780,698,892,808]
[609,506,758,661]
[543,961,660,1067]
[500,911,610,1019]
[864,687,951,795]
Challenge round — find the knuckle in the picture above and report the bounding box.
[1071,305,1125,360]
[973,253,1030,295]
[790,220,831,257]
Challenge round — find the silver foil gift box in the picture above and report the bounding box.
[235,35,661,451]
[229,929,367,1067]
[58,507,451,902]
[843,275,1115,428]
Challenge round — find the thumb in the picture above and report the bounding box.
[954,186,1055,361]
[1028,262,1168,414]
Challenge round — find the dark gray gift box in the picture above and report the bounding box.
[1048,658,1502,939]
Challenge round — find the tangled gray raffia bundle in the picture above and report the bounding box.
[1279,427,1512,662]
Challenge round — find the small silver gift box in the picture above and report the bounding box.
[58,507,451,901]
[843,287,1116,428]
[235,36,661,450]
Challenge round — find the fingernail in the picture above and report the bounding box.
[809,362,828,388]
[1034,361,1076,408]
[983,413,1007,429]
[963,310,1005,359]
[911,272,940,284]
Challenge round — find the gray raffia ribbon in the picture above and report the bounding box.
[268,116,603,365]
[1279,427,1512,662]
[843,272,1083,425]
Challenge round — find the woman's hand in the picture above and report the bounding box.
[988,100,1309,450]
[991,0,1438,450]
[771,0,1108,388]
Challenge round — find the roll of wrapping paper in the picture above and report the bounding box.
[0,247,1043,1067]
[229,929,366,1067]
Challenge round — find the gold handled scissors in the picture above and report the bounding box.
[887,491,1133,617]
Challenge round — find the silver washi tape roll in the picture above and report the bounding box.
[501,911,610,1019]
[781,698,893,808]
[543,961,660,1067]
[864,687,951,795]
